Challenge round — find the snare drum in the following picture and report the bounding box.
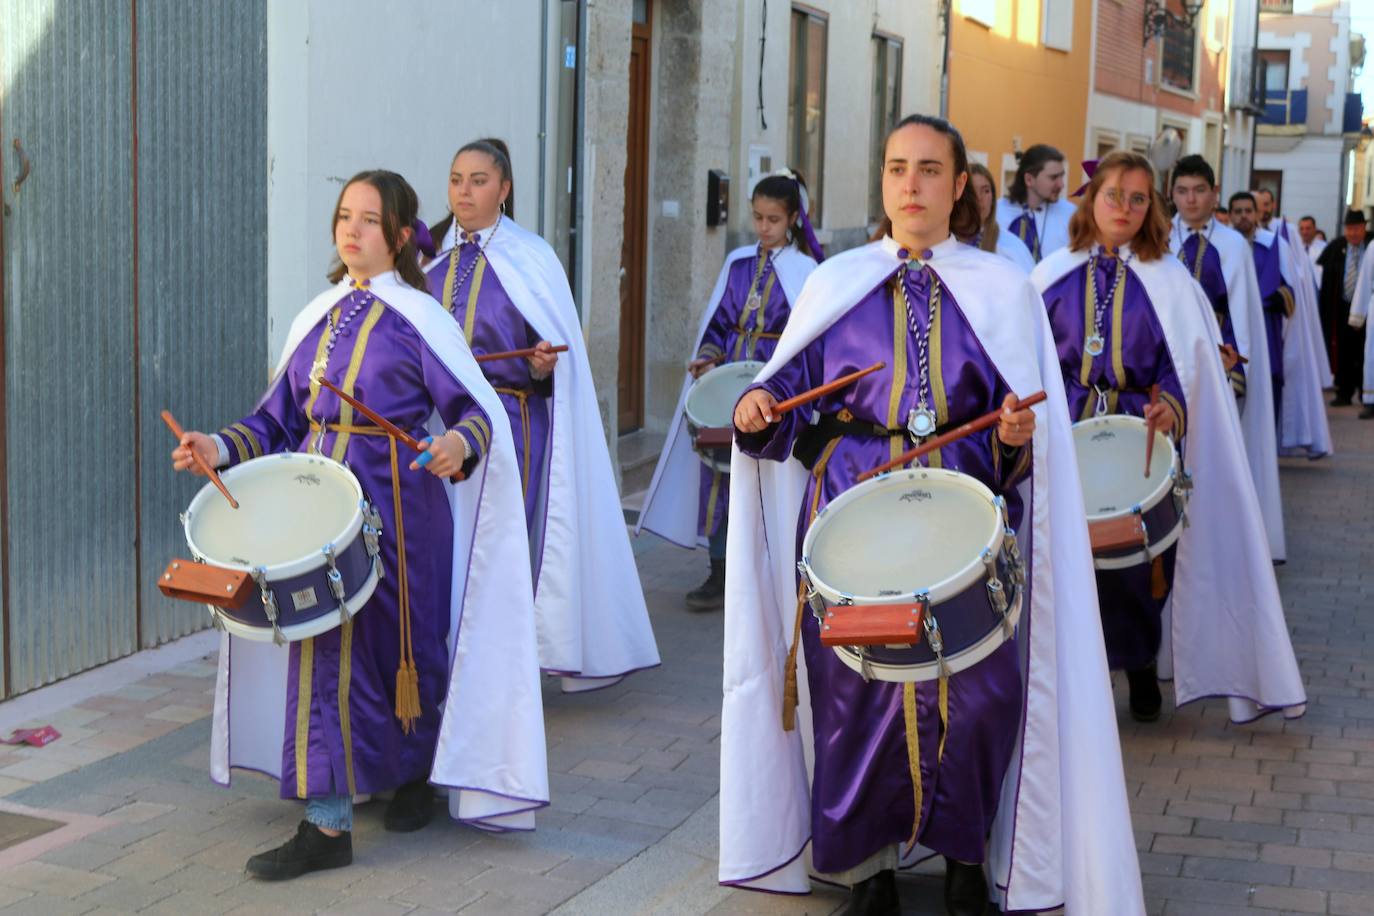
[684,360,764,473]
[182,452,384,643]
[1072,414,1191,570]
[798,467,1024,683]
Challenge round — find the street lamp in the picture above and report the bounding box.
[1143,0,1205,47]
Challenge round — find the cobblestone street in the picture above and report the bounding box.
[0,405,1367,915]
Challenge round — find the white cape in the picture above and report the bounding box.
[1169,217,1286,561]
[1352,242,1374,402]
[720,237,1144,915]
[210,271,549,830]
[1269,223,1333,457]
[635,244,816,548]
[1034,249,1307,724]
[432,219,660,691]
[995,197,1076,260]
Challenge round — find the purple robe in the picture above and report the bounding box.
[695,249,793,537]
[1252,237,1291,421]
[736,264,1029,871]
[1040,256,1189,670]
[425,240,552,529]
[1179,230,1246,397]
[217,284,488,800]
[1007,209,1042,262]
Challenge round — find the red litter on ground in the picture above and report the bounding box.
[1,726,60,747]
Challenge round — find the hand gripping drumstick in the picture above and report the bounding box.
[857,391,1048,483]
[771,362,886,415]
[315,378,461,482]
[161,410,239,509]
[1144,384,1161,479]
[1219,343,1249,365]
[474,344,569,364]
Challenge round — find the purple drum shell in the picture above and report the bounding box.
[217,533,374,632]
[1092,484,1182,563]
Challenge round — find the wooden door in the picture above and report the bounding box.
[618,7,651,432]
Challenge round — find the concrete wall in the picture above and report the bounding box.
[265,0,553,364]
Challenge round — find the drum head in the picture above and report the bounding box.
[804,468,1002,604]
[684,361,764,429]
[1072,415,1174,519]
[186,453,364,575]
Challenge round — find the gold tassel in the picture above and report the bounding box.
[389,437,423,733]
[395,662,421,734]
[1151,555,1168,600]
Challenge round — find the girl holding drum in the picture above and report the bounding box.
[636,170,821,611]
[172,170,547,878]
[425,138,659,692]
[1031,150,1305,725]
[720,116,1143,916]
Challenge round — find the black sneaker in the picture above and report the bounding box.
[846,868,900,916]
[245,820,352,881]
[685,559,726,612]
[1127,666,1163,722]
[943,858,989,915]
[384,779,435,833]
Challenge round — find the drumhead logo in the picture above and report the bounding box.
[294,474,322,487]
[1091,430,1116,441]
[900,489,933,503]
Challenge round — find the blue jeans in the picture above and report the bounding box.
[708,524,728,561]
[305,794,353,832]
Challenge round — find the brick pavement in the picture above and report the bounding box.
[0,405,1367,914]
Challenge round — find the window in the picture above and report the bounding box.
[1094,130,1122,160]
[868,34,903,224]
[1042,0,1074,52]
[961,0,996,28]
[1259,49,1290,92]
[1160,10,1197,92]
[790,7,828,224]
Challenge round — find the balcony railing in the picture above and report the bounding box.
[1260,88,1307,127]
[1344,93,1364,134]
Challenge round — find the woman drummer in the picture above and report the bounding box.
[965,162,1035,272]
[172,170,545,878]
[636,169,820,611]
[719,116,1143,916]
[1031,150,1305,725]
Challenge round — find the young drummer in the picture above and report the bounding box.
[994,144,1076,262]
[426,139,658,690]
[1033,151,1305,725]
[636,169,820,611]
[966,162,1034,272]
[720,116,1143,916]
[172,170,547,878]
[1167,156,1286,562]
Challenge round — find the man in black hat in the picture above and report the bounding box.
[1317,210,1369,406]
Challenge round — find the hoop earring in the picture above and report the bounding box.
[500,200,506,216]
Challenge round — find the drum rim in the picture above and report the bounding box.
[184,452,367,580]
[1071,414,1177,521]
[683,359,765,430]
[800,466,1004,606]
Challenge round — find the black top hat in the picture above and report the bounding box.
[1344,209,1368,227]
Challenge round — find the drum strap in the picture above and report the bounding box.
[782,437,841,732]
[494,387,535,495]
[311,421,423,733]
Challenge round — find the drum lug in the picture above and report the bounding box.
[1002,529,1025,587]
[252,567,285,646]
[798,561,827,620]
[994,495,1010,531]
[923,611,948,679]
[1173,470,1193,529]
[207,606,225,632]
[858,646,874,682]
[323,545,348,626]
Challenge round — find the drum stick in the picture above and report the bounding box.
[1144,384,1161,479]
[161,410,239,509]
[1219,343,1249,365]
[857,391,1048,483]
[315,378,462,483]
[772,362,886,416]
[474,344,569,364]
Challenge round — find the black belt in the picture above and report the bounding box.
[793,411,956,470]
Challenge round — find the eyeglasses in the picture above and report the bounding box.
[1101,188,1151,213]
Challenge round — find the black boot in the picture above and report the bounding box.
[1127,665,1163,722]
[943,858,988,916]
[384,778,435,832]
[846,868,900,916]
[685,558,726,612]
[1330,394,1353,407]
[1360,404,1374,420]
[245,820,352,880]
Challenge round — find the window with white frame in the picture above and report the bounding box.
[868,34,903,224]
[789,6,828,224]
